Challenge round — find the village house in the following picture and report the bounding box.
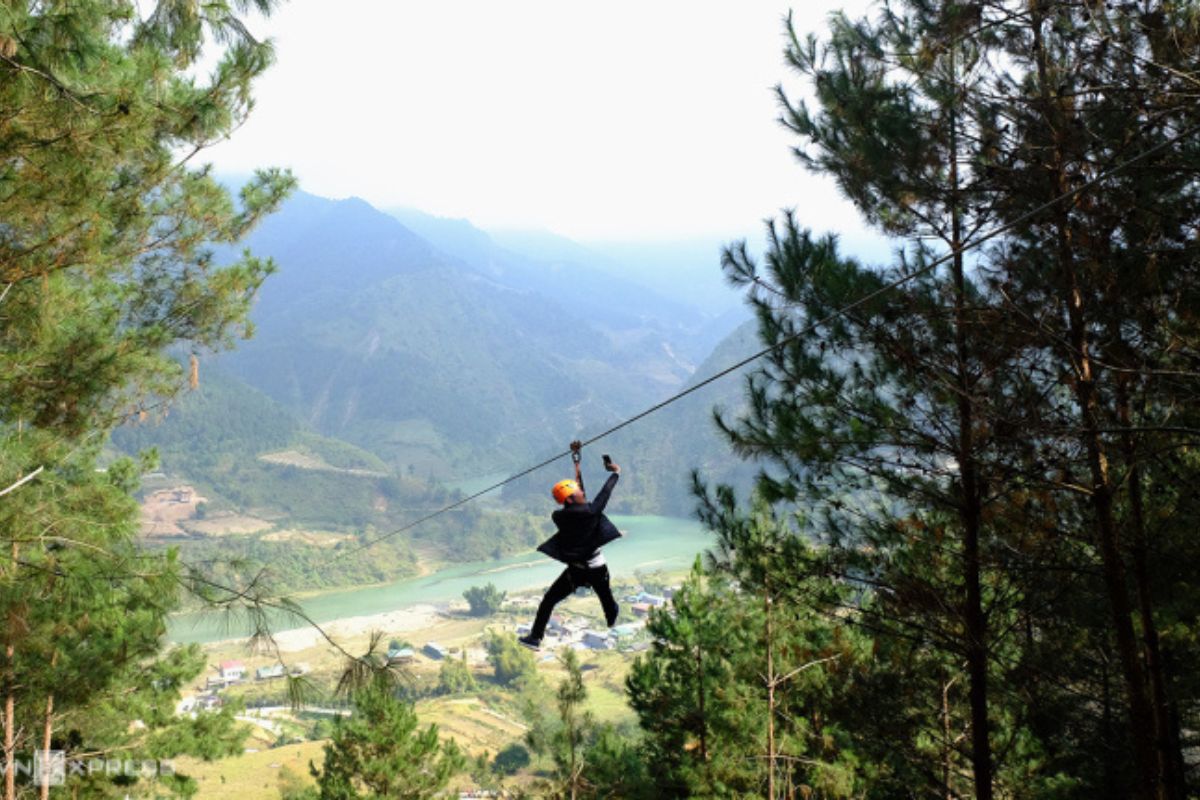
[634,591,666,607]
[387,646,415,664]
[582,630,612,650]
[255,664,286,681]
[611,624,639,640]
[218,660,245,682]
[169,486,195,504]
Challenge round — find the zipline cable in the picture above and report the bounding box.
[330,122,1198,564]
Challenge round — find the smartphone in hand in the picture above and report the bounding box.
[602,454,613,470]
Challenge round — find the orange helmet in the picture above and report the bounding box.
[552,479,579,504]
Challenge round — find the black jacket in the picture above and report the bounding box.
[536,473,622,565]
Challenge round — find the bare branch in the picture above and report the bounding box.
[769,654,842,688]
[0,466,44,498]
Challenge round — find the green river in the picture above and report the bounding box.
[168,515,714,644]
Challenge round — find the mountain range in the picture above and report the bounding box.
[119,188,762,520]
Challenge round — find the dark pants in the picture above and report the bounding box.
[529,564,618,641]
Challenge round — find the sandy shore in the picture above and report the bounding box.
[201,603,446,653]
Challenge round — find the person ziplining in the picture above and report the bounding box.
[518,443,623,651]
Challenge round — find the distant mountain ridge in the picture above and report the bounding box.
[501,318,763,516]
[212,191,720,479]
[124,188,763,520]
[386,206,704,332]
[388,206,750,362]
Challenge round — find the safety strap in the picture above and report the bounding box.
[569,440,585,496]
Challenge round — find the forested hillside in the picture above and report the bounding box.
[501,319,762,516]
[386,206,723,356]
[112,361,544,593]
[215,192,720,480]
[105,194,760,599]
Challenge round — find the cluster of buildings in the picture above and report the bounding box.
[503,585,678,653]
[183,586,679,714]
[627,589,670,618]
[516,613,652,653]
[206,659,310,688]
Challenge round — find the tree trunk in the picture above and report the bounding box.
[40,651,58,800]
[941,674,958,800]
[5,540,17,800]
[1116,379,1183,800]
[3,643,12,800]
[696,642,707,764]
[948,93,992,800]
[1063,234,1159,800]
[1029,11,1160,797]
[766,590,776,800]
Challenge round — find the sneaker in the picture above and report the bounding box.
[606,605,620,627]
[517,635,541,651]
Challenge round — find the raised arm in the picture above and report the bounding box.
[590,471,620,514]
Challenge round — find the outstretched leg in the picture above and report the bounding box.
[588,565,619,627]
[528,568,575,642]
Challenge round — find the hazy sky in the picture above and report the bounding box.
[207,1,879,244]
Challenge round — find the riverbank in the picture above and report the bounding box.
[169,515,713,645]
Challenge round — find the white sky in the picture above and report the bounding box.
[206,1,879,244]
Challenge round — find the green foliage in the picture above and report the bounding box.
[0,0,296,794]
[578,723,656,800]
[0,4,295,439]
[166,531,417,602]
[438,653,479,695]
[632,3,1200,799]
[279,765,318,800]
[484,631,539,688]
[112,365,301,472]
[295,430,390,473]
[0,441,252,797]
[523,648,596,799]
[492,743,531,775]
[463,582,507,616]
[625,543,867,799]
[308,683,465,799]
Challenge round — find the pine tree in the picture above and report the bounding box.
[721,5,1030,791]
[625,547,865,799]
[976,6,1200,796]
[524,649,595,800]
[708,1,1200,797]
[308,683,465,800]
[484,631,538,688]
[1,1,294,796]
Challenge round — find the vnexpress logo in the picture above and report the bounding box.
[33,750,65,787]
[6,752,174,790]
[2,751,65,787]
